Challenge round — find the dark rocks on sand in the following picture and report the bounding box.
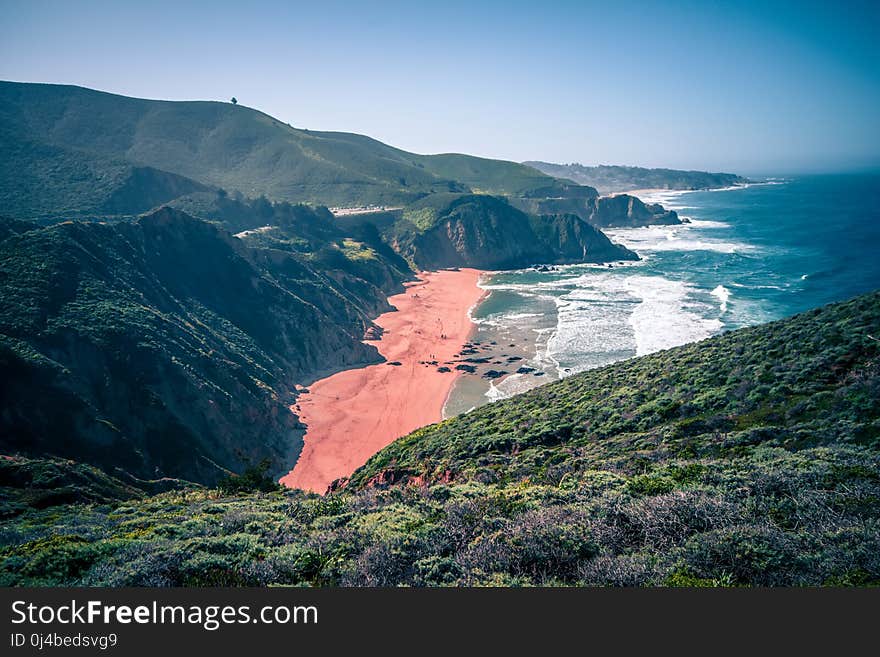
[437,366,451,373]
[516,366,536,374]
[533,371,545,376]
[387,361,402,366]
[483,370,507,379]
[455,364,477,373]
[464,357,490,363]
[506,356,522,362]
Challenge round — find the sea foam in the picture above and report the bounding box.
[605,224,755,255]
[624,276,723,356]
[711,284,731,313]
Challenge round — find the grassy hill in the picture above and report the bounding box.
[2,289,877,586]
[408,153,563,197]
[0,81,582,219]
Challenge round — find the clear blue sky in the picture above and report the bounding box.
[2,0,878,174]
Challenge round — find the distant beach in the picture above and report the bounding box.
[281,268,486,493]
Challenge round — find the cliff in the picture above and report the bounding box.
[513,190,680,228]
[388,194,637,270]
[588,194,681,227]
[0,207,408,485]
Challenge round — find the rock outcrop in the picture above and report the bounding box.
[390,195,637,270]
[587,194,680,227]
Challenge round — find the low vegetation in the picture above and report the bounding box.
[2,291,878,586]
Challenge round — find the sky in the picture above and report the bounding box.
[1,0,878,174]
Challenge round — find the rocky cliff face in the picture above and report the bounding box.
[0,207,407,485]
[511,188,679,228]
[587,194,680,227]
[390,195,637,270]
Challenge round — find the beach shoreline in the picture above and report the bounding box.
[280,268,486,494]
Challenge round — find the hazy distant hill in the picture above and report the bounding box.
[0,81,580,219]
[525,162,749,194]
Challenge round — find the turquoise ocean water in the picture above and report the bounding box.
[446,174,880,412]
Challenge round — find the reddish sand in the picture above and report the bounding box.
[280,268,486,493]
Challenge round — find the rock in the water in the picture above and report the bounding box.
[455,364,477,373]
[516,366,536,374]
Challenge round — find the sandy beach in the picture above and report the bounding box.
[280,268,486,493]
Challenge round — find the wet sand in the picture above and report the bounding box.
[280,268,486,493]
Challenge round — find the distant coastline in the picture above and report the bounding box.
[524,162,750,195]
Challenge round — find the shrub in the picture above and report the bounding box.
[216,459,281,494]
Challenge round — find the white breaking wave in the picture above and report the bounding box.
[474,270,729,404]
[624,276,723,356]
[503,312,543,320]
[685,219,730,229]
[605,224,755,255]
[711,285,731,313]
[730,282,788,291]
[632,189,693,207]
[633,182,766,208]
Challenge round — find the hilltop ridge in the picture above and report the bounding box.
[0,82,573,218]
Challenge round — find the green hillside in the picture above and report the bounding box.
[409,153,563,197]
[0,204,409,486]
[0,81,579,219]
[2,290,878,586]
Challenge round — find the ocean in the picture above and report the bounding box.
[443,173,880,416]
